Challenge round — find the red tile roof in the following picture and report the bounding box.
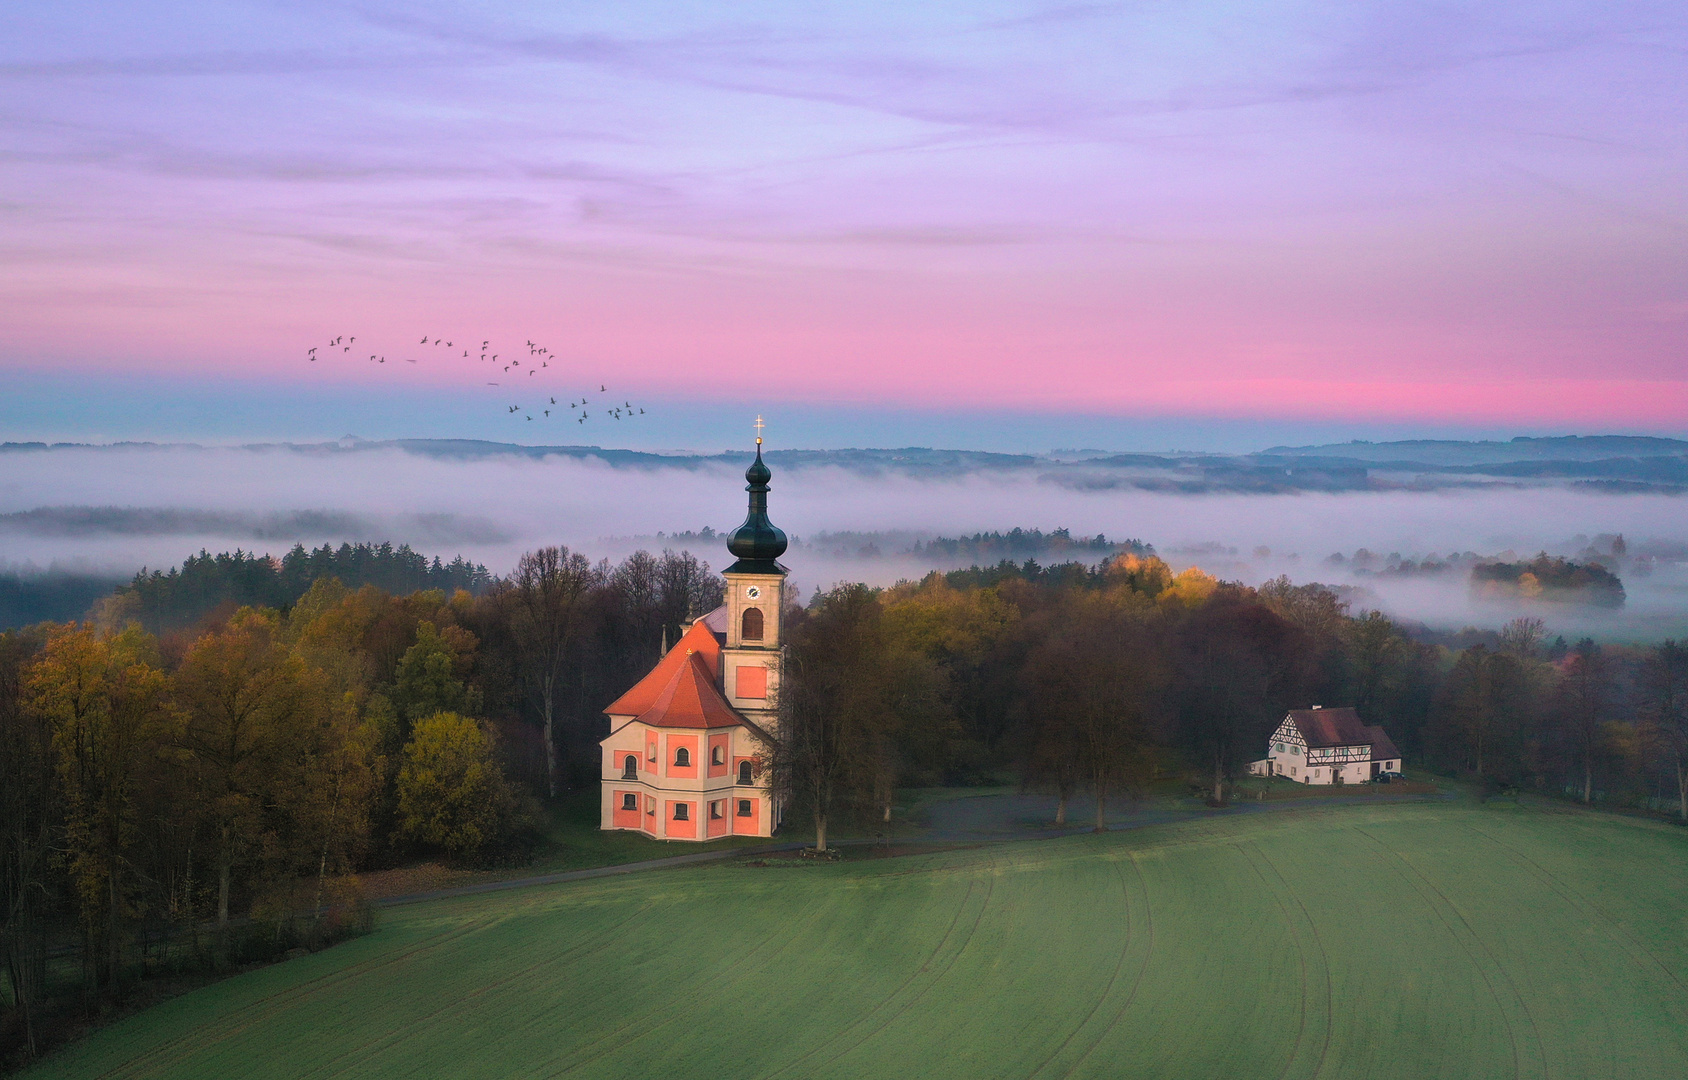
[632,651,744,730]
[1364,725,1402,763]
[1286,707,1398,761]
[603,619,721,718]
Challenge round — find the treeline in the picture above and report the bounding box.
[913,528,1151,561]
[0,545,719,1064]
[112,543,495,633]
[769,555,1688,846]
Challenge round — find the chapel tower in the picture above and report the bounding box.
[596,425,787,840]
[719,431,787,731]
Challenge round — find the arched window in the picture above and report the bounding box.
[741,607,764,641]
[738,761,753,785]
[621,793,637,811]
[712,745,725,766]
[674,747,690,768]
[622,755,638,779]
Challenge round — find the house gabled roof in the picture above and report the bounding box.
[604,618,721,718]
[1363,725,1401,762]
[1286,707,1377,749]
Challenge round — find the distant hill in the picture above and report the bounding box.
[1262,435,1688,466]
[7,435,1688,495]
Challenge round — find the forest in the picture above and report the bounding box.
[3,542,1687,1064]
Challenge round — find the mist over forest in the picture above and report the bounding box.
[3,438,1686,638]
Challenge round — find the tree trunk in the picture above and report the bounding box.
[216,847,231,964]
[882,801,892,824]
[542,680,558,799]
[1677,756,1686,822]
[107,866,120,998]
[1055,793,1067,827]
[1582,757,1593,804]
[814,814,827,853]
[1094,784,1106,833]
[1213,747,1226,805]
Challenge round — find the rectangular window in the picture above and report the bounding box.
[710,801,723,819]
[735,664,768,699]
[621,793,637,811]
[673,803,689,821]
[737,799,752,817]
[646,797,655,815]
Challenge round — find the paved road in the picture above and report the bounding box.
[375,787,1451,909]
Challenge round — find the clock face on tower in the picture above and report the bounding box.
[746,586,762,599]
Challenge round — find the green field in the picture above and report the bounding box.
[27,800,1688,1080]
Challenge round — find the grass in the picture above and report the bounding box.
[25,798,1688,1079]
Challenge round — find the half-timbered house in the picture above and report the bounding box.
[1250,706,1401,784]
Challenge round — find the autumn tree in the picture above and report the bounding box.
[173,610,329,956]
[24,624,168,997]
[1,629,52,1052]
[395,712,514,857]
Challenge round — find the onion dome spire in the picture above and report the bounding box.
[727,423,787,572]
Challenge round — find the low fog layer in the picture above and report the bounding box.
[2,443,1685,638]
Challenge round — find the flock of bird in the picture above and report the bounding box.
[305,333,645,426]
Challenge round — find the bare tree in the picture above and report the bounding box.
[1559,639,1614,805]
[1641,641,1688,821]
[507,547,598,798]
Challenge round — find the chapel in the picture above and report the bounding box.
[597,437,786,839]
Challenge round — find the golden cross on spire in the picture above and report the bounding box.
[753,414,765,446]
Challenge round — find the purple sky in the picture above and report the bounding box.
[3,2,1685,449]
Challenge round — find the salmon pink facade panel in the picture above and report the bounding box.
[706,799,730,837]
[667,734,699,778]
[612,790,642,830]
[736,664,768,699]
[666,801,697,838]
[732,796,761,835]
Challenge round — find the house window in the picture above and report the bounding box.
[674,747,690,767]
[737,799,752,817]
[712,745,725,766]
[710,801,723,819]
[673,803,689,821]
[738,761,753,784]
[1274,743,1283,753]
[742,606,764,641]
[621,793,637,811]
[622,754,637,779]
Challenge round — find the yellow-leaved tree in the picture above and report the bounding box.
[24,624,169,997]
[395,712,509,857]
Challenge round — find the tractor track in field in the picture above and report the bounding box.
[1461,822,1688,1003]
[759,853,999,1079]
[303,900,665,1080]
[1237,843,1333,1080]
[82,917,500,1080]
[1351,826,1549,1080]
[1037,854,1156,1080]
[540,887,841,1077]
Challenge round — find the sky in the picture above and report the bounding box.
[3,2,1686,450]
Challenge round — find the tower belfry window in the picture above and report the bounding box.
[742,607,764,641]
